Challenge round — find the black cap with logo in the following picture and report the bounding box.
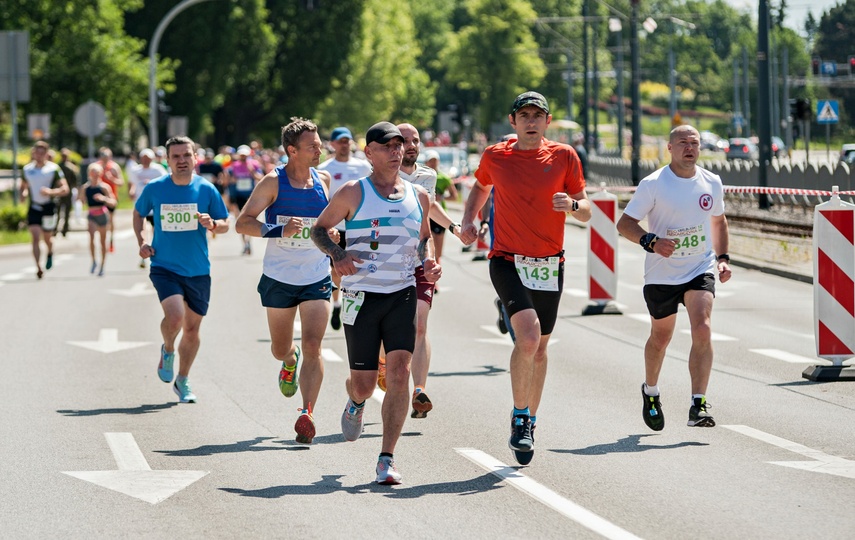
[365,122,404,145]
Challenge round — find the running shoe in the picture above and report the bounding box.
[513,421,535,465]
[330,306,342,330]
[642,383,665,431]
[508,414,533,452]
[109,241,114,253]
[495,297,507,334]
[46,253,53,270]
[294,403,316,444]
[278,346,301,398]
[375,456,402,485]
[411,389,433,419]
[687,397,715,427]
[157,345,175,383]
[173,377,197,403]
[377,356,387,391]
[90,261,97,274]
[98,266,104,277]
[341,399,365,441]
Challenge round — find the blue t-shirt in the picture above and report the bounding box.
[135,174,229,277]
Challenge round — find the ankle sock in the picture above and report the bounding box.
[643,383,660,396]
[692,394,705,405]
[513,407,530,417]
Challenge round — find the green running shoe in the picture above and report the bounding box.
[278,346,300,398]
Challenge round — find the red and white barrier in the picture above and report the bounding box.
[582,189,622,315]
[807,186,855,381]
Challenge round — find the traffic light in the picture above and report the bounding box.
[794,98,812,121]
[812,56,821,76]
[849,56,855,75]
[789,99,797,120]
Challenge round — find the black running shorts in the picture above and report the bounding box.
[489,255,564,335]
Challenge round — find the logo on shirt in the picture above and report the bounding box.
[367,264,378,273]
[370,241,379,250]
[699,194,713,211]
[389,209,400,213]
[334,173,342,180]
[371,230,380,240]
[543,165,552,173]
[369,253,378,261]
[371,219,380,227]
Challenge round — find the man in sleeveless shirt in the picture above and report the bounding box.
[311,122,440,485]
[617,125,731,431]
[21,141,69,279]
[460,92,591,465]
[236,118,337,444]
[134,136,230,404]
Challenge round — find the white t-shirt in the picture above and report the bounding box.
[318,156,372,229]
[23,161,64,206]
[623,164,725,285]
[399,163,436,203]
[131,163,168,199]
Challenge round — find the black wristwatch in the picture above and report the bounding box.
[717,253,730,263]
[448,223,460,233]
[571,199,579,212]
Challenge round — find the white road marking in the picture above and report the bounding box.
[68,328,150,353]
[321,348,343,362]
[749,349,824,364]
[564,288,588,298]
[626,313,650,324]
[679,329,737,341]
[109,282,156,297]
[724,425,855,480]
[63,433,208,505]
[455,448,643,540]
[758,324,814,341]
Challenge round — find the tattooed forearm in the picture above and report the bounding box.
[311,225,348,262]
[417,236,432,262]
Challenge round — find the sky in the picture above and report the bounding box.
[723,0,844,33]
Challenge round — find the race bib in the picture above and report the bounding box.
[514,255,560,291]
[160,203,199,232]
[236,178,253,191]
[341,289,365,326]
[41,213,58,230]
[276,216,316,248]
[666,223,706,258]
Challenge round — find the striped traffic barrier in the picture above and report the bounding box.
[582,187,622,315]
[805,186,855,381]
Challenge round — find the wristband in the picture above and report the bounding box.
[448,223,460,233]
[480,220,489,228]
[261,223,285,238]
[571,199,579,212]
[639,232,658,253]
[717,253,730,262]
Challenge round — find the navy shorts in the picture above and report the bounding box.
[149,266,212,316]
[343,286,417,370]
[643,273,716,320]
[258,274,332,309]
[489,254,564,335]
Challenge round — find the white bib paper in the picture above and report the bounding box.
[160,203,198,232]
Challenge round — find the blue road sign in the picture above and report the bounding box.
[821,62,837,76]
[817,100,839,124]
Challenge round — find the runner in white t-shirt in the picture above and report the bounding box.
[617,124,732,432]
[318,127,372,330]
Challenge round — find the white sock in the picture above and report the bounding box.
[333,300,341,308]
[643,383,660,396]
[692,393,705,404]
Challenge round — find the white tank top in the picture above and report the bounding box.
[341,178,421,293]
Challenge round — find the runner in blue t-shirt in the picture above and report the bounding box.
[133,136,230,404]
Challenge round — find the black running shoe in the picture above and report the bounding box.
[687,397,715,427]
[508,414,533,452]
[495,298,508,334]
[641,384,664,431]
[330,306,342,330]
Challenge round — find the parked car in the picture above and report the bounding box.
[841,143,855,164]
[700,131,724,152]
[771,136,787,158]
[725,138,758,161]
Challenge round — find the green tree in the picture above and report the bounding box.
[444,0,548,134]
[813,0,855,132]
[1,0,171,150]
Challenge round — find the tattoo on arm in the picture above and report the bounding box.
[417,237,430,262]
[311,226,348,262]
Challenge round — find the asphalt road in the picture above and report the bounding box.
[1,210,853,539]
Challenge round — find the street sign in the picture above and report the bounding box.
[0,31,30,102]
[821,61,837,76]
[167,115,188,138]
[27,113,50,140]
[817,100,839,124]
[74,100,107,137]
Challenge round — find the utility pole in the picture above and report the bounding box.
[743,47,751,137]
[757,0,771,209]
[583,0,590,152]
[630,0,641,185]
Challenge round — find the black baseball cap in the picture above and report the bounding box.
[511,91,550,115]
[365,122,404,145]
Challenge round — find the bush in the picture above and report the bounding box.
[0,205,26,231]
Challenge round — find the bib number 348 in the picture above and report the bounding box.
[514,255,560,291]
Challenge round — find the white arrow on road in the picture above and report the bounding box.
[109,282,156,297]
[68,328,150,353]
[725,425,855,480]
[63,433,208,505]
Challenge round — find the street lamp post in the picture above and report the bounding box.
[757,0,771,209]
[148,0,216,147]
[630,0,641,185]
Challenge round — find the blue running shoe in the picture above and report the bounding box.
[158,345,175,383]
[173,377,197,403]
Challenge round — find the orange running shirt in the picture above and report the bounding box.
[475,139,585,259]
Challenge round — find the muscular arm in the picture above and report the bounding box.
[311,181,362,272]
[616,212,676,258]
[235,173,284,237]
[415,188,435,262]
[460,181,492,244]
[711,213,729,257]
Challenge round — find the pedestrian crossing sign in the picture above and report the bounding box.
[817,100,839,124]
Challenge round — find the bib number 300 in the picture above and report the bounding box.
[160,203,199,232]
[341,289,365,326]
[514,255,560,291]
